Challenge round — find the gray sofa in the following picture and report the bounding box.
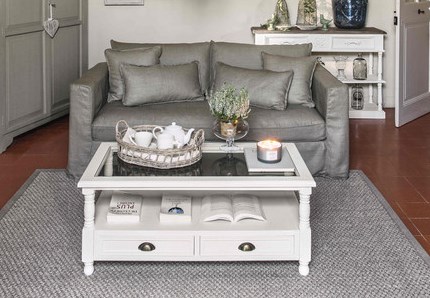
[68,41,349,178]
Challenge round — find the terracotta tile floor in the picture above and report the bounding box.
[0,110,429,254]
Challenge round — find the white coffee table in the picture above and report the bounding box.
[78,142,316,276]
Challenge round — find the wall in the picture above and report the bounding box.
[88,0,396,107]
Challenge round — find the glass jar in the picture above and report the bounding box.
[351,85,364,110]
[332,0,368,29]
[334,56,348,81]
[353,54,367,80]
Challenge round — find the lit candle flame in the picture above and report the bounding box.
[257,140,282,149]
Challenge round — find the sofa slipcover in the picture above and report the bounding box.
[68,41,349,179]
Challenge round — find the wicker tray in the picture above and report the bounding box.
[115,120,205,169]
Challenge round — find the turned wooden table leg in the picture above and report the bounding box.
[299,189,312,276]
[82,189,95,276]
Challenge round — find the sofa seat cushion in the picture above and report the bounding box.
[92,101,326,142]
[92,101,214,142]
[246,104,326,142]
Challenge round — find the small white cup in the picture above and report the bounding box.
[122,127,136,143]
[152,126,164,139]
[129,131,153,147]
[156,133,175,150]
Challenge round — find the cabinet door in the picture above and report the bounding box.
[48,0,83,113]
[4,0,46,132]
[5,33,46,130]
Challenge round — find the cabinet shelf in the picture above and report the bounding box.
[349,102,385,119]
[341,74,385,84]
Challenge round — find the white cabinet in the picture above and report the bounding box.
[252,27,386,119]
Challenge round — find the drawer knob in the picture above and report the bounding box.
[346,41,361,46]
[138,242,155,252]
[238,242,255,252]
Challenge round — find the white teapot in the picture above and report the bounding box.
[152,122,194,148]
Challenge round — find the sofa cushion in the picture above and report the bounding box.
[212,62,293,110]
[111,40,210,95]
[210,41,312,83]
[262,52,317,108]
[92,101,326,143]
[246,104,326,142]
[105,46,161,103]
[120,62,203,106]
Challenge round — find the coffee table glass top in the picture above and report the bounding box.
[99,151,293,177]
[78,142,315,190]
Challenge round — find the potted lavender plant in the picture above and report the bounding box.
[209,84,250,138]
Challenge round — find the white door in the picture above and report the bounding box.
[395,0,430,127]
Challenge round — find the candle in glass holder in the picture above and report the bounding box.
[257,140,282,163]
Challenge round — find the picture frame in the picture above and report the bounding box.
[104,0,144,6]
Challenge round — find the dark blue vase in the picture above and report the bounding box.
[332,0,368,29]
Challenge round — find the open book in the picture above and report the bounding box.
[201,194,266,223]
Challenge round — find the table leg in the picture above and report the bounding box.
[377,83,383,112]
[82,189,95,276]
[299,189,311,276]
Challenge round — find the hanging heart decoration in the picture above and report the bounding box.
[43,19,59,38]
[43,3,59,38]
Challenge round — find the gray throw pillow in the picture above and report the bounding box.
[105,46,161,102]
[210,41,313,84]
[111,40,211,96]
[212,62,293,110]
[262,52,317,108]
[120,62,204,107]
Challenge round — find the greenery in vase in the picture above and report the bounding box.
[209,84,251,123]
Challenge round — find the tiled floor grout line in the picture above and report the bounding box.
[404,176,430,204]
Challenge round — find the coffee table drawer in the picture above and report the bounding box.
[199,235,297,257]
[94,234,194,258]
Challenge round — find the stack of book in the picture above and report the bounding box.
[107,192,143,223]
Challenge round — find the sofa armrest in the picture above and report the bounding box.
[67,62,109,178]
[312,64,349,178]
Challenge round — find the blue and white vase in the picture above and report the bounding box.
[332,0,368,29]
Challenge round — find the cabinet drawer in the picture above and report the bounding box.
[200,235,296,257]
[266,36,310,45]
[95,234,194,258]
[332,36,376,51]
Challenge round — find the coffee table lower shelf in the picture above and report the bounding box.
[83,190,310,275]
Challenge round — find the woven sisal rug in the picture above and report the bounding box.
[0,170,429,297]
